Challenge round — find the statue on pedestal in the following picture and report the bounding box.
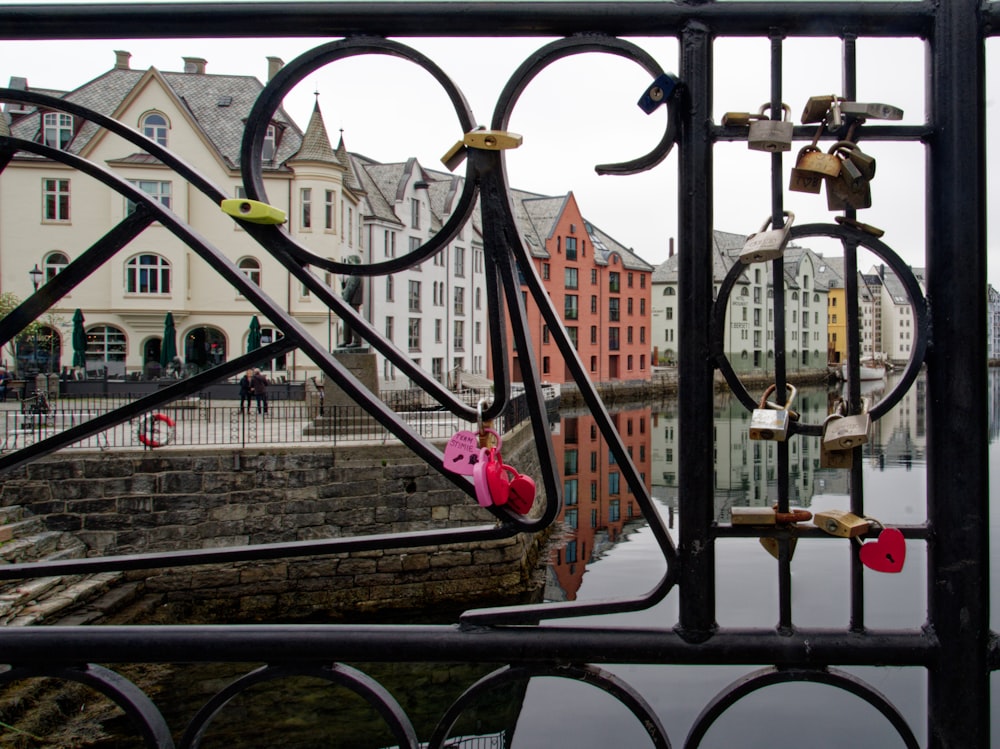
[339,255,364,348]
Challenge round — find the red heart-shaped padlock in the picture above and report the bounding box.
[485,450,513,506]
[506,472,536,514]
[859,527,906,573]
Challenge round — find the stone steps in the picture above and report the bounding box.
[0,505,134,626]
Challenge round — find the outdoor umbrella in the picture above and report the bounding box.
[71,308,86,367]
[248,315,262,352]
[160,311,177,369]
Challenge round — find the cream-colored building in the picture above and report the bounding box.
[2,51,357,381]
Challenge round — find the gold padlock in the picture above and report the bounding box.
[789,145,841,194]
[760,536,797,560]
[731,507,777,525]
[801,94,837,124]
[722,111,755,127]
[740,211,794,264]
[813,509,870,538]
[835,216,885,238]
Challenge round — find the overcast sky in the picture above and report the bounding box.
[3,6,999,288]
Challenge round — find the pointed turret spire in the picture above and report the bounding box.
[288,100,339,165]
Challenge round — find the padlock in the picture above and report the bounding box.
[826,167,872,210]
[789,145,841,194]
[830,142,865,188]
[839,101,904,120]
[830,140,876,181]
[721,111,755,127]
[637,73,679,114]
[813,509,870,538]
[801,95,837,124]
[826,97,843,129]
[760,537,797,560]
[820,442,854,469]
[749,384,797,441]
[835,215,885,238]
[748,103,794,152]
[740,211,794,264]
[822,399,871,451]
[820,410,854,469]
[220,199,287,225]
[731,507,777,525]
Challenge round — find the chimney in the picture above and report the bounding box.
[668,237,675,258]
[114,50,131,70]
[183,57,207,75]
[267,56,284,82]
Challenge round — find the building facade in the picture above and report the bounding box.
[2,51,357,381]
[651,232,833,375]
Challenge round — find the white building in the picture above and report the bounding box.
[651,232,830,374]
[2,51,358,381]
[988,284,1000,361]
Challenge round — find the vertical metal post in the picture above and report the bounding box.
[926,0,989,744]
[677,21,717,640]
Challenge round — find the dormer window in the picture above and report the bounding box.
[262,124,277,162]
[141,112,169,146]
[42,112,73,150]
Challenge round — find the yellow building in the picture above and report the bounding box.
[827,284,847,364]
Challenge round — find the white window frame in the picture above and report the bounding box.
[125,253,171,295]
[42,178,70,222]
[141,112,169,146]
[43,112,73,149]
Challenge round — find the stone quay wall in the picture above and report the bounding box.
[0,425,548,622]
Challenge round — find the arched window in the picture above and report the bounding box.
[238,257,261,287]
[254,327,286,375]
[126,254,171,294]
[141,112,169,146]
[814,293,820,303]
[44,251,69,282]
[42,112,73,149]
[663,287,676,296]
[740,287,749,297]
[792,291,799,300]
[86,325,126,376]
[184,326,227,373]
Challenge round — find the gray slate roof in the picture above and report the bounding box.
[10,65,301,170]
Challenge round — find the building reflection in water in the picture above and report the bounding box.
[546,372,933,598]
[545,407,652,603]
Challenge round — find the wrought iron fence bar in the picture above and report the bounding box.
[926,0,990,742]
[0,2,935,40]
[677,20,717,641]
[0,625,935,667]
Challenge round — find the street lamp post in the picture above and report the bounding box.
[28,264,43,376]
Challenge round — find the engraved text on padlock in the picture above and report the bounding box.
[740,211,795,264]
[748,103,794,152]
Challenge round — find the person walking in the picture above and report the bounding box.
[238,369,253,413]
[251,368,269,415]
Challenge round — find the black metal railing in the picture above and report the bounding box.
[0,1,991,746]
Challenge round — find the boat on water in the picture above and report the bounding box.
[841,361,887,381]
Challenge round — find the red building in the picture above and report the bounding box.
[547,408,652,602]
[495,191,654,385]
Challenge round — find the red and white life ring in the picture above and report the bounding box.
[137,412,175,448]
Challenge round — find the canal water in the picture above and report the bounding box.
[503,368,992,749]
[25,369,998,747]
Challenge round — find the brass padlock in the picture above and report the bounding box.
[740,211,794,264]
[820,441,854,469]
[826,167,872,210]
[748,103,793,152]
[731,507,777,525]
[749,384,797,441]
[789,145,841,194]
[813,509,870,538]
[721,111,755,127]
[760,537,797,561]
[801,95,837,124]
[835,216,885,238]
[823,399,871,451]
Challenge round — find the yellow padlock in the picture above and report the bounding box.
[813,509,870,538]
[220,199,286,225]
[463,129,523,151]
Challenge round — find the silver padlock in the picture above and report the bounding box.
[748,103,793,152]
[822,399,871,451]
[740,211,794,264]
[749,384,797,441]
[839,101,904,120]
